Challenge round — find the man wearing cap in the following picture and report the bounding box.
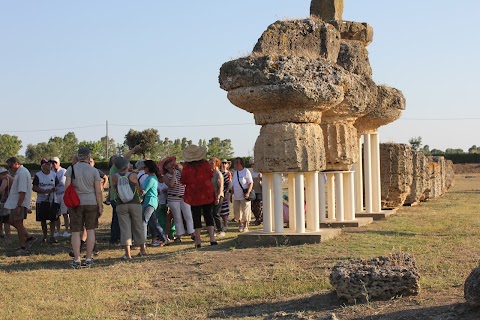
[33,158,60,243]
[50,156,70,237]
[4,157,33,254]
[64,147,103,268]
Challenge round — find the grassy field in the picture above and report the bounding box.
[1,174,480,319]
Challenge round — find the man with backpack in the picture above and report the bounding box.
[64,147,103,268]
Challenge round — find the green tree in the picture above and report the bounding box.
[62,132,78,162]
[0,134,22,163]
[408,136,422,151]
[100,136,116,160]
[430,149,444,155]
[78,141,103,160]
[445,148,464,154]
[124,128,160,159]
[421,145,431,156]
[468,145,480,154]
[25,142,56,163]
[206,137,234,159]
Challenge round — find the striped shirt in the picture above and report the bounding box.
[166,170,185,202]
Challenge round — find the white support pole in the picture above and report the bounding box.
[262,173,273,233]
[326,173,335,221]
[343,171,356,221]
[355,135,364,212]
[371,132,382,213]
[288,173,296,231]
[273,173,284,233]
[305,172,319,231]
[319,172,327,223]
[335,172,344,222]
[364,133,373,213]
[295,173,305,233]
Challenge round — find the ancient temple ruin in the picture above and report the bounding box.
[219,0,407,242]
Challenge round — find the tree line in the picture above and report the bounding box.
[0,129,234,164]
[408,136,477,155]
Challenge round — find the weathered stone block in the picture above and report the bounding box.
[329,20,374,46]
[253,19,341,64]
[321,119,358,170]
[380,143,413,208]
[337,40,372,77]
[310,0,344,21]
[355,85,406,133]
[405,151,429,205]
[330,253,420,303]
[445,159,455,189]
[425,156,447,200]
[465,265,480,307]
[254,123,326,173]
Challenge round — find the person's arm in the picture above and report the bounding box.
[16,192,26,210]
[95,180,103,217]
[102,174,109,189]
[164,170,177,188]
[0,178,7,194]
[123,145,141,159]
[129,172,141,195]
[244,170,253,199]
[111,174,119,195]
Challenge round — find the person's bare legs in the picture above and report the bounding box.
[124,245,131,259]
[85,229,95,260]
[63,213,70,233]
[71,231,82,261]
[207,225,216,243]
[194,228,201,246]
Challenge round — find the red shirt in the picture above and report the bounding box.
[180,160,214,206]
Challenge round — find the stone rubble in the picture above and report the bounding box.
[329,253,421,303]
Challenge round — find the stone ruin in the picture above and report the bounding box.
[379,143,455,208]
[329,253,420,303]
[219,0,405,174]
[465,265,480,307]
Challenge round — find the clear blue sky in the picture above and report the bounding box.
[1,0,479,157]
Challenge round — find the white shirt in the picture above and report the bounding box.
[5,165,33,210]
[232,168,253,201]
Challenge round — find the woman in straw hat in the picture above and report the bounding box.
[180,145,217,248]
[0,167,13,240]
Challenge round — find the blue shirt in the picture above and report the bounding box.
[141,175,159,209]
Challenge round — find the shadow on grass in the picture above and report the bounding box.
[349,303,480,320]
[0,233,239,272]
[210,291,340,318]
[345,230,418,237]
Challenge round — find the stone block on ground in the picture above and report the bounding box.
[465,265,480,307]
[330,253,420,303]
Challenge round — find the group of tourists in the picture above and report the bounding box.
[0,144,264,268]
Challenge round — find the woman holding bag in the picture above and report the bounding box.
[230,157,253,233]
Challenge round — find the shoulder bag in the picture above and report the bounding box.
[64,165,80,208]
[236,171,255,202]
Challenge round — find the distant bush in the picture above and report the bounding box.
[444,154,480,164]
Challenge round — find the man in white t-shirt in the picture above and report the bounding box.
[230,157,253,232]
[51,156,70,237]
[4,157,33,254]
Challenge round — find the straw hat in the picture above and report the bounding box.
[158,156,177,175]
[0,167,8,174]
[182,145,207,163]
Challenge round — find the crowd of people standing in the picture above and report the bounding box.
[0,145,263,268]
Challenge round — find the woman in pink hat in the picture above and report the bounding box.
[160,156,194,243]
